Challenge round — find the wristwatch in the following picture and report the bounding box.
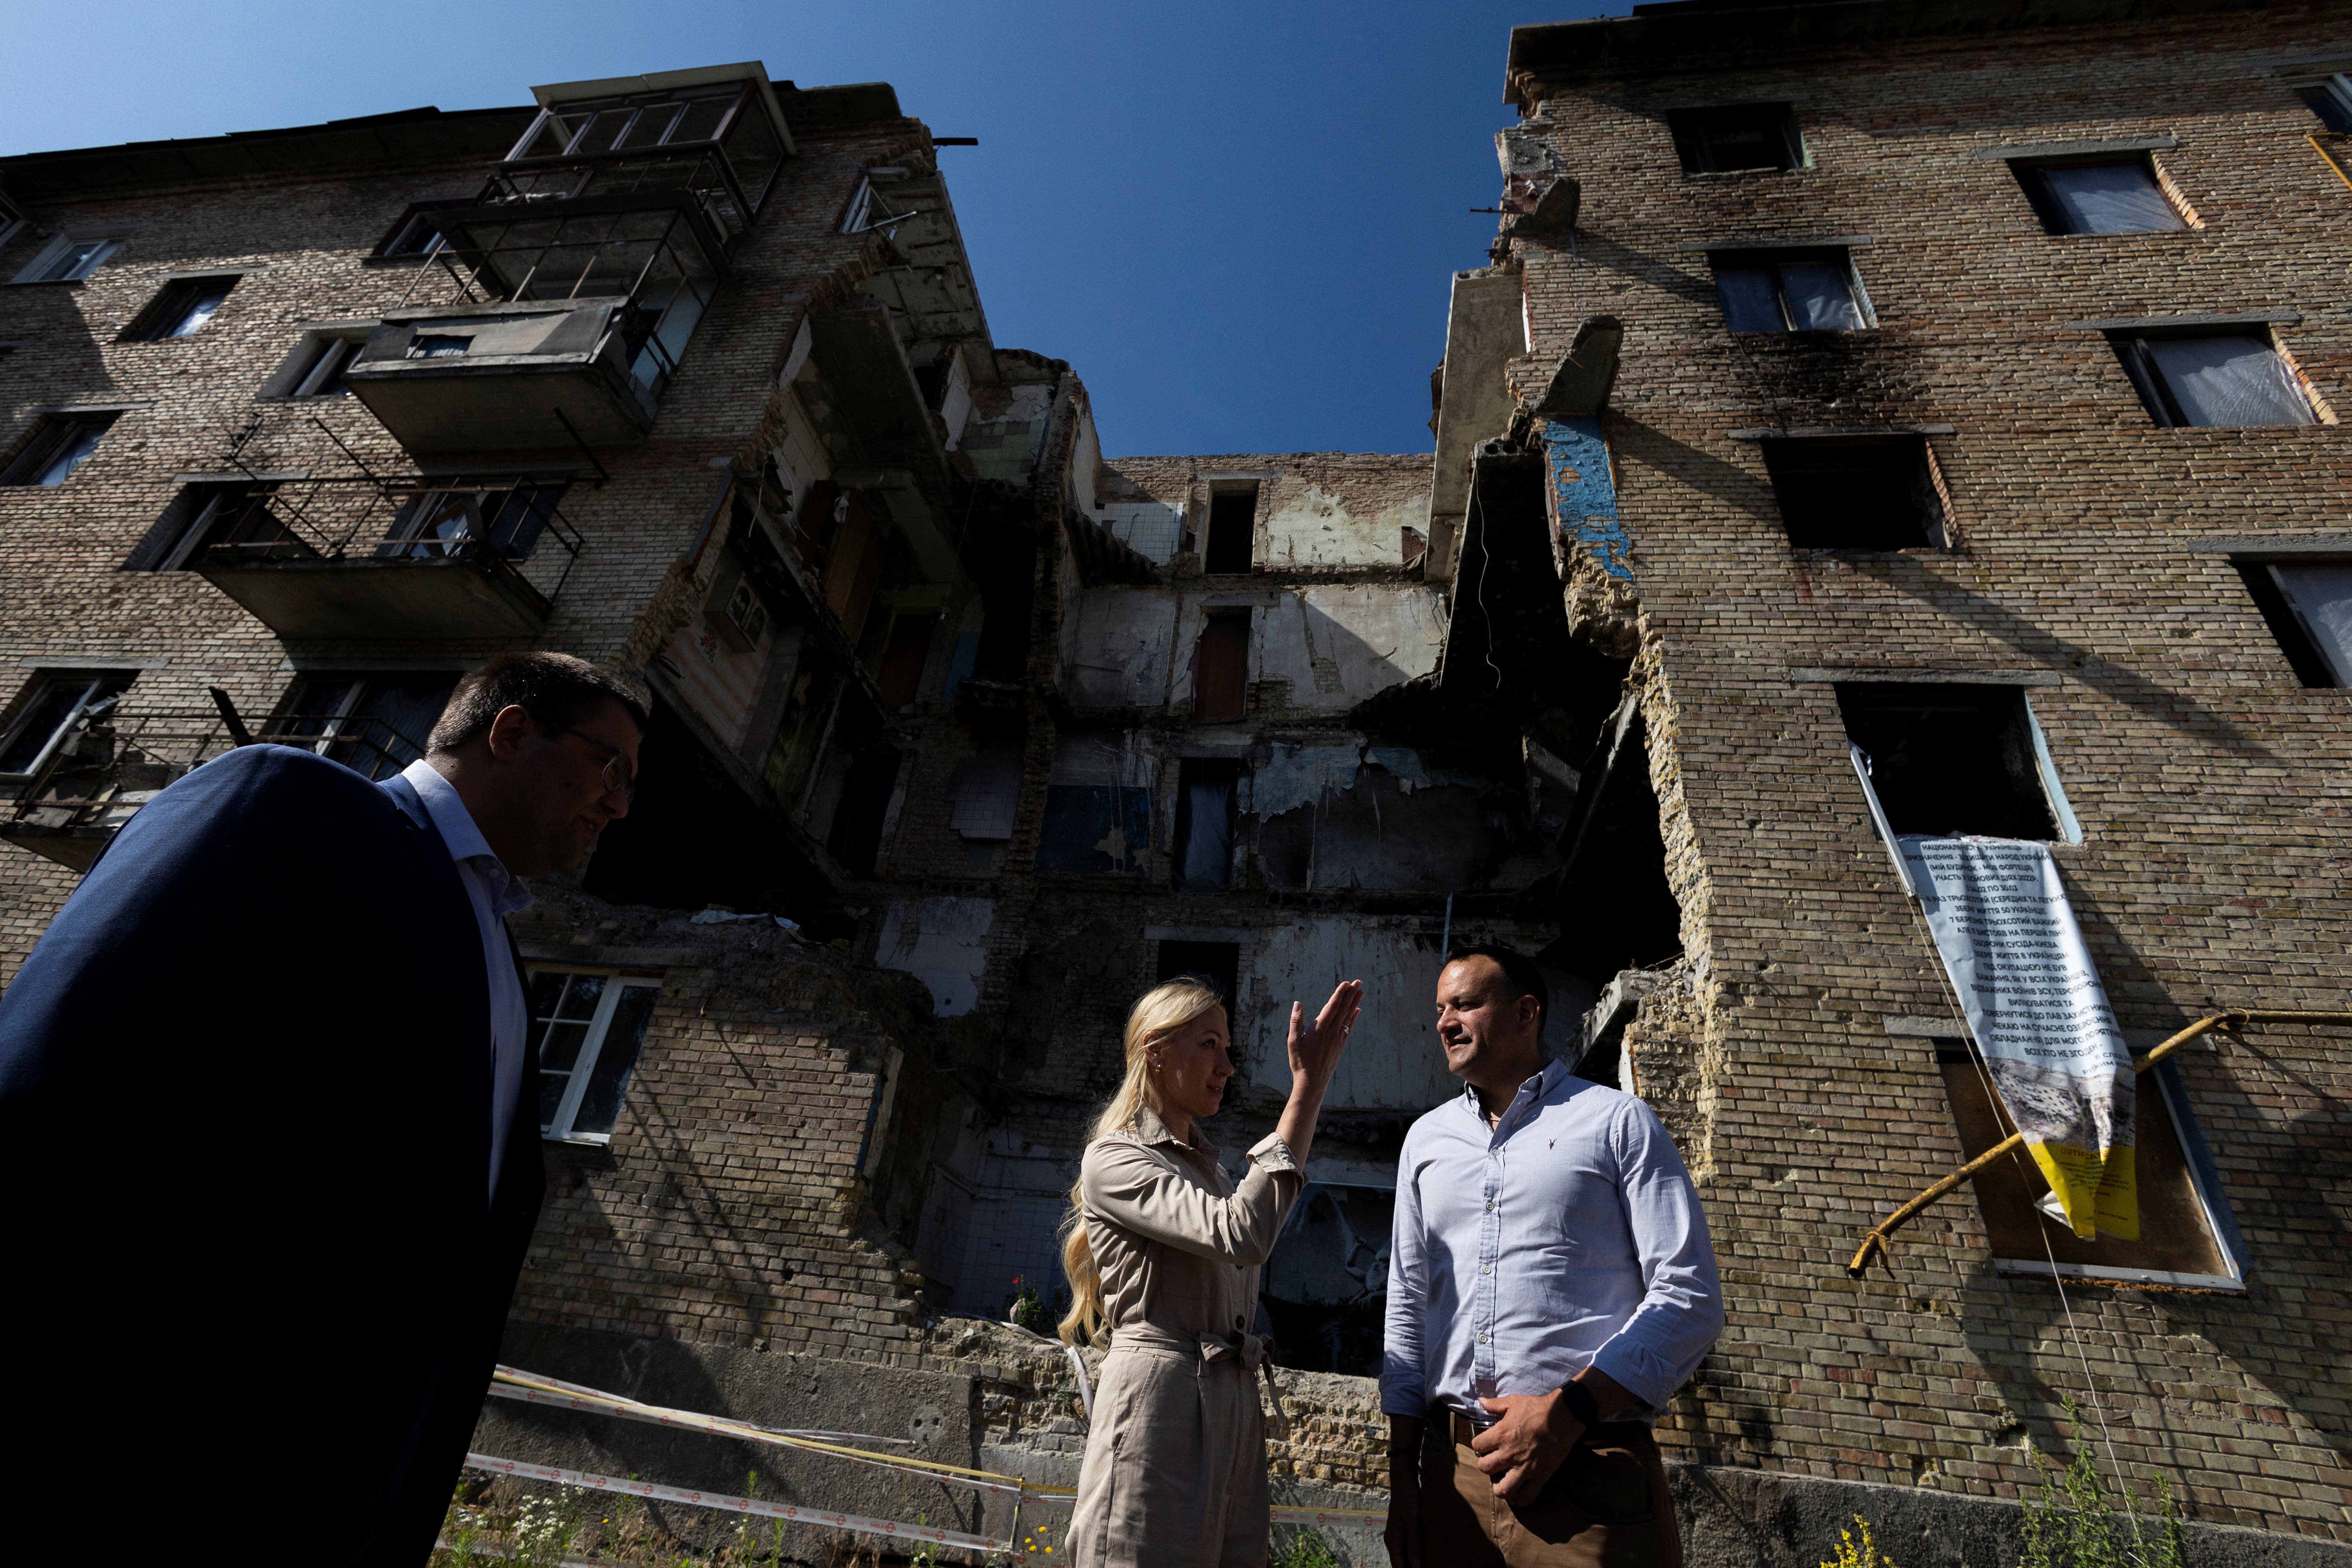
[1561,1380,1601,1430]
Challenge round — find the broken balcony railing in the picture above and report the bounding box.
[494,78,786,246]
[4,703,427,852]
[191,461,586,640]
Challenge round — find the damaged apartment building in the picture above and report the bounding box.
[7,0,2352,1556]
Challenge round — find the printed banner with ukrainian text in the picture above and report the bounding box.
[1898,835,2138,1240]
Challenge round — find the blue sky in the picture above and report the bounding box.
[4,0,1621,457]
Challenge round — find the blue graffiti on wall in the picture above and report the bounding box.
[1543,416,1632,581]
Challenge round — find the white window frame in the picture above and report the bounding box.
[0,673,131,781]
[530,969,663,1144]
[11,232,122,284]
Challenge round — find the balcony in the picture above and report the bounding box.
[193,470,585,640]
[345,66,792,455]
[1,701,426,870]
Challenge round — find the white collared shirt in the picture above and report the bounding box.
[1381,1058,1723,1424]
[400,759,533,1203]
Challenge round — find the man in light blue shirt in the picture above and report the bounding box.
[1382,944,1722,1568]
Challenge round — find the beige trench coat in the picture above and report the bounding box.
[1067,1108,1304,1568]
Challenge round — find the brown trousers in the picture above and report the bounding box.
[1418,1414,1682,1568]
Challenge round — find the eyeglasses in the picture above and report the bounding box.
[541,720,637,802]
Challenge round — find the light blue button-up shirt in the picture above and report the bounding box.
[1381,1058,1722,1424]
[400,760,532,1203]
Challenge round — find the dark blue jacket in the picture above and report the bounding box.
[0,745,545,1564]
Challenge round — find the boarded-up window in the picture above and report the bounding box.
[1936,1033,2243,1289]
[1173,759,1240,889]
[1193,612,1250,722]
[1203,484,1257,574]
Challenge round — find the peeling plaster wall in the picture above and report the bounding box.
[1251,586,1447,711]
[1097,452,1435,570]
[875,896,997,1017]
[1060,586,1178,709]
[1244,918,1454,1113]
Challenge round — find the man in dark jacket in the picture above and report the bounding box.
[0,651,644,1564]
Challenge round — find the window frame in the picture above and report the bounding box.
[0,191,25,252]
[260,326,374,399]
[528,967,664,1145]
[2110,328,2320,428]
[274,671,457,782]
[1760,434,1951,551]
[0,671,134,780]
[120,274,241,342]
[9,232,122,285]
[2010,154,2189,236]
[0,411,120,486]
[367,200,471,263]
[1668,103,1807,174]
[2286,69,2352,132]
[1710,248,1875,334]
[2234,556,2352,687]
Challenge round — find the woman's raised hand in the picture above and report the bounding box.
[1287,979,1364,1098]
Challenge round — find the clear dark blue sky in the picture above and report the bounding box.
[4,0,1621,457]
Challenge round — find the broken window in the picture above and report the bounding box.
[276,672,456,782]
[1669,104,1805,173]
[0,672,132,779]
[1837,683,2072,841]
[1931,1030,2244,1289]
[529,969,662,1143]
[949,732,1024,841]
[120,275,239,341]
[1172,759,1240,889]
[1203,483,1257,574]
[1037,733,1155,875]
[1192,611,1250,722]
[1712,249,1871,333]
[261,329,370,399]
[11,234,119,284]
[1762,436,1948,550]
[126,481,306,572]
[2111,330,2318,428]
[371,201,465,259]
[2235,559,2352,686]
[0,412,117,487]
[2012,157,2186,235]
[1156,939,1240,1013]
[380,484,567,561]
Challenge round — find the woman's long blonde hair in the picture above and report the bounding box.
[1056,977,1225,1345]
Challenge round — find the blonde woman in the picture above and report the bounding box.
[1059,973,1365,1568]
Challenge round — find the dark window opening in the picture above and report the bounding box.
[372,201,469,259]
[408,334,473,358]
[2013,157,2185,236]
[2236,559,2352,687]
[2,412,118,486]
[2293,75,2352,132]
[2111,331,2316,428]
[1762,436,1946,550]
[1203,484,1257,574]
[121,275,238,342]
[1837,683,2060,840]
[826,743,901,875]
[1669,103,1804,174]
[1192,612,1250,722]
[1551,706,1684,991]
[0,672,133,778]
[127,481,306,572]
[275,332,366,399]
[1262,1184,1394,1377]
[588,697,847,934]
[1712,249,1868,333]
[275,672,456,782]
[1172,759,1240,890]
[876,611,939,710]
[1156,939,1240,1014]
[1936,1034,2239,1285]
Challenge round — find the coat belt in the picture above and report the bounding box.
[1109,1321,1268,1370]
